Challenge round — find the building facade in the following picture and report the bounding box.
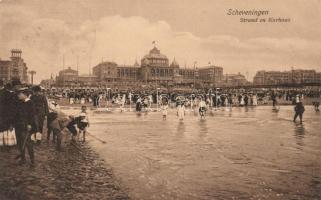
[253,69,321,85]
[56,67,79,87]
[222,73,250,87]
[53,46,225,88]
[0,49,28,83]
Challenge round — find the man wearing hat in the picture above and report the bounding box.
[293,101,305,124]
[31,85,49,144]
[15,87,37,167]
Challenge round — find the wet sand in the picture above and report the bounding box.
[84,106,321,200]
[0,142,129,200]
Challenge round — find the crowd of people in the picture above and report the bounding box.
[0,80,90,167]
[0,79,320,167]
[44,86,321,112]
[42,86,321,124]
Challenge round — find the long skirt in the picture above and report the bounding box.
[178,110,185,120]
[69,98,74,104]
[0,130,17,146]
[80,98,86,104]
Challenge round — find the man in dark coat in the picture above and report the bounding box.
[293,102,305,124]
[31,85,49,144]
[0,82,19,132]
[15,88,37,167]
[244,95,249,107]
[271,92,277,107]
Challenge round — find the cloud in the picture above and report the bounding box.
[0,12,320,83]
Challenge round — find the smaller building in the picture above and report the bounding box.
[198,65,224,87]
[222,73,250,87]
[292,69,317,84]
[56,67,79,87]
[253,69,320,85]
[78,74,99,87]
[0,49,28,83]
[93,62,118,83]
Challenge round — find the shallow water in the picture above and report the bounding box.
[64,106,321,200]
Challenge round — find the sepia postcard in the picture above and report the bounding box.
[0,0,320,199]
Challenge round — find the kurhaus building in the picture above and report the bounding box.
[55,46,225,88]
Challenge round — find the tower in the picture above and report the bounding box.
[10,49,22,59]
[28,70,36,85]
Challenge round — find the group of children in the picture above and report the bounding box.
[47,105,89,150]
[47,94,315,150]
[160,97,208,121]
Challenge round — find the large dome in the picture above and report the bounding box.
[142,47,168,60]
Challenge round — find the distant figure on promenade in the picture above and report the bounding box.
[293,102,305,124]
[227,94,233,110]
[244,94,249,107]
[271,92,277,108]
[240,95,245,107]
[136,97,142,112]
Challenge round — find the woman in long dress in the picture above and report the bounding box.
[252,94,258,106]
[177,102,185,120]
[199,98,206,119]
[161,102,168,120]
[240,95,245,107]
[120,95,126,112]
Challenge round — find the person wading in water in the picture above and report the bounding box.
[293,101,305,124]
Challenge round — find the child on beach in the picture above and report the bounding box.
[78,106,90,141]
[161,100,168,120]
[199,98,207,119]
[48,112,68,151]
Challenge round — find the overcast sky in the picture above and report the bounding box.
[0,0,320,83]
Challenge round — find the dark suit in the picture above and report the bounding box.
[294,103,305,123]
[31,94,49,133]
[0,89,18,132]
[15,99,37,163]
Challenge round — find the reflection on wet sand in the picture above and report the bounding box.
[294,123,305,147]
[76,106,321,200]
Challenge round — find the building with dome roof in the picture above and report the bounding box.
[140,47,176,85]
[53,46,225,88]
[141,47,169,67]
